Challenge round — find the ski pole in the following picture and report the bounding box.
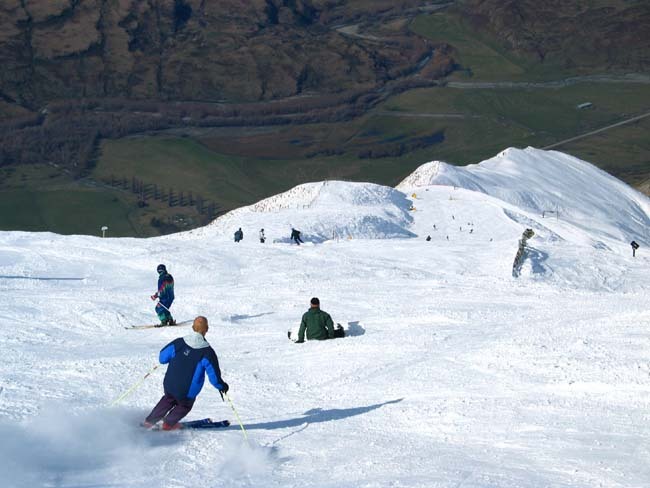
[225,393,249,442]
[155,301,171,312]
[109,364,159,407]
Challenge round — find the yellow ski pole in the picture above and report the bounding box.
[110,364,159,407]
[225,393,249,442]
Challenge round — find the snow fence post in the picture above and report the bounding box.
[512,228,535,277]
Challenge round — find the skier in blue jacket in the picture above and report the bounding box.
[151,264,175,326]
[143,316,229,430]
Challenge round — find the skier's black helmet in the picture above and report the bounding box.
[157,264,167,274]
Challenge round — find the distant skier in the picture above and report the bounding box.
[426,235,431,241]
[294,297,336,343]
[234,228,243,243]
[143,316,229,430]
[151,264,175,326]
[259,228,266,243]
[291,228,303,245]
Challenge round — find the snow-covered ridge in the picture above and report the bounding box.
[248,182,323,213]
[184,180,415,242]
[398,147,650,247]
[178,146,650,259]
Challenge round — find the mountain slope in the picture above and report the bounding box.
[0,148,649,487]
[398,147,650,250]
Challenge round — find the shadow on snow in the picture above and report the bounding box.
[242,398,403,431]
[229,312,275,322]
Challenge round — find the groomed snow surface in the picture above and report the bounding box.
[1,147,649,488]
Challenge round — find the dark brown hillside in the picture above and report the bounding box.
[0,0,438,109]
[457,0,650,71]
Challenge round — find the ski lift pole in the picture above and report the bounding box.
[110,364,159,407]
[225,393,249,442]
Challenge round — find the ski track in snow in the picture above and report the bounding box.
[1,148,650,488]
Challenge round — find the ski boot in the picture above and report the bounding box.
[162,421,182,431]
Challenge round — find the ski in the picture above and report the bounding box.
[144,418,230,431]
[124,319,193,330]
[181,418,231,429]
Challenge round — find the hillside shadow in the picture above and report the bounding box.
[527,247,549,274]
[242,398,402,431]
[346,321,366,336]
[230,312,274,322]
[272,236,327,245]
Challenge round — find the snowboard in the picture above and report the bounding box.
[125,319,193,330]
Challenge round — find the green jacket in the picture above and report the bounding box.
[297,307,334,342]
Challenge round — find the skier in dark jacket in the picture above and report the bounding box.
[290,228,303,245]
[143,316,229,430]
[296,297,335,342]
[151,264,175,326]
[234,228,243,243]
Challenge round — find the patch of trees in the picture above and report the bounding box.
[105,175,220,219]
[0,76,438,176]
[358,130,445,159]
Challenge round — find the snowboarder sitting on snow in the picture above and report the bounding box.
[234,228,243,243]
[151,264,175,326]
[295,297,335,343]
[291,228,303,245]
[143,316,229,430]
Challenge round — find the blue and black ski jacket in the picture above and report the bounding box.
[157,272,175,306]
[159,332,226,400]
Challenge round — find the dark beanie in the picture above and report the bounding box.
[310,297,320,306]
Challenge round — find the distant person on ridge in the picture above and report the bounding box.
[259,228,266,243]
[234,228,243,243]
[291,227,303,245]
[293,297,339,343]
[143,316,229,430]
[151,264,175,326]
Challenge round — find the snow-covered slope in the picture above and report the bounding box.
[1,148,649,488]
[185,180,416,242]
[398,147,650,250]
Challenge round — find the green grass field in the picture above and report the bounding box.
[557,117,650,184]
[95,137,263,206]
[0,188,140,236]
[410,14,529,81]
[380,83,650,153]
